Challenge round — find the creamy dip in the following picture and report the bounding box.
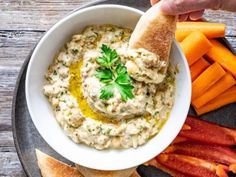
[43,25,175,150]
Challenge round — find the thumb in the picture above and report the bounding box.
[160,0,222,15]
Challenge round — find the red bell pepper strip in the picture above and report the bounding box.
[171,137,188,145]
[179,116,236,146]
[156,153,229,177]
[166,142,236,165]
[145,158,191,177]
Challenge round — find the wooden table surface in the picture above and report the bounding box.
[0,0,236,176]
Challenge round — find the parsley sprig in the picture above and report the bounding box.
[95,44,134,101]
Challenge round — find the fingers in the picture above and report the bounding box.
[150,0,205,22]
[160,0,221,15]
[178,14,189,22]
[178,10,205,22]
[189,10,205,20]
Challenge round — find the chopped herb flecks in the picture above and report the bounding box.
[71,48,79,55]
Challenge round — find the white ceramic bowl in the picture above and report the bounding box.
[25,4,191,171]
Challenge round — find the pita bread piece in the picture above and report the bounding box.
[35,149,140,177]
[129,2,176,64]
[127,2,176,84]
[36,149,83,177]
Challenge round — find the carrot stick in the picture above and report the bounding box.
[192,62,226,100]
[176,22,226,42]
[229,164,236,173]
[190,57,211,81]
[192,73,236,109]
[206,40,236,77]
[180,31,212,65]
[195,86,236,115]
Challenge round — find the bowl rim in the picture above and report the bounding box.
[25,4,191,170]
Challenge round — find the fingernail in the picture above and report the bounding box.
[179,14,189,22]
[189,10,205,21]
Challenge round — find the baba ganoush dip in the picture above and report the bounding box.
[43,25,176,150]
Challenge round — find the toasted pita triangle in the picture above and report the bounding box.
[129,2,176,63]
[35,149,140,177]
[36,149,83,177]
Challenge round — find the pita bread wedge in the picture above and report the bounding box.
[75,164,139,177]
[129,2,176,64]
[35,149,140,177]
[36,149,83,177]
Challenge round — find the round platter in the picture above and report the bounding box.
[12,0,236,176]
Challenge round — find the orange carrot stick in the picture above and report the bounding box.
[180,31,212,65]
[229,164,236,173]
[176,22,226,42]
[195,86,236,115]
[206,40,236,77]
[192,62,226,100]
[192,73,236,109]
[190,57,211,81]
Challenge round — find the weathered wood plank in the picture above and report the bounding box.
[0,131,14,148]
[0,0,88,31]
[0,30,44,47]
[0,30,43,67]
[226,36,236,49]
[0,30,43,132]
[203,10,236,36]
[0,146,17,153]
[0,67,20,129]
[0,152,26,177]
[1,0,89,10]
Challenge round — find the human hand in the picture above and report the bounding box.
[150,0,223,21]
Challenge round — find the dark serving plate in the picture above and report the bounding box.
[11,0,236,176]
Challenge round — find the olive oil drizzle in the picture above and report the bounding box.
[148,112,170,140]
[69,59,117,124]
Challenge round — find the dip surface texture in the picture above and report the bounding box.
[43,25,176,150]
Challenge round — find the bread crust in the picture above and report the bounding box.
[129,2,176,63]
[36,149,140,177]
[36,149,83,177]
